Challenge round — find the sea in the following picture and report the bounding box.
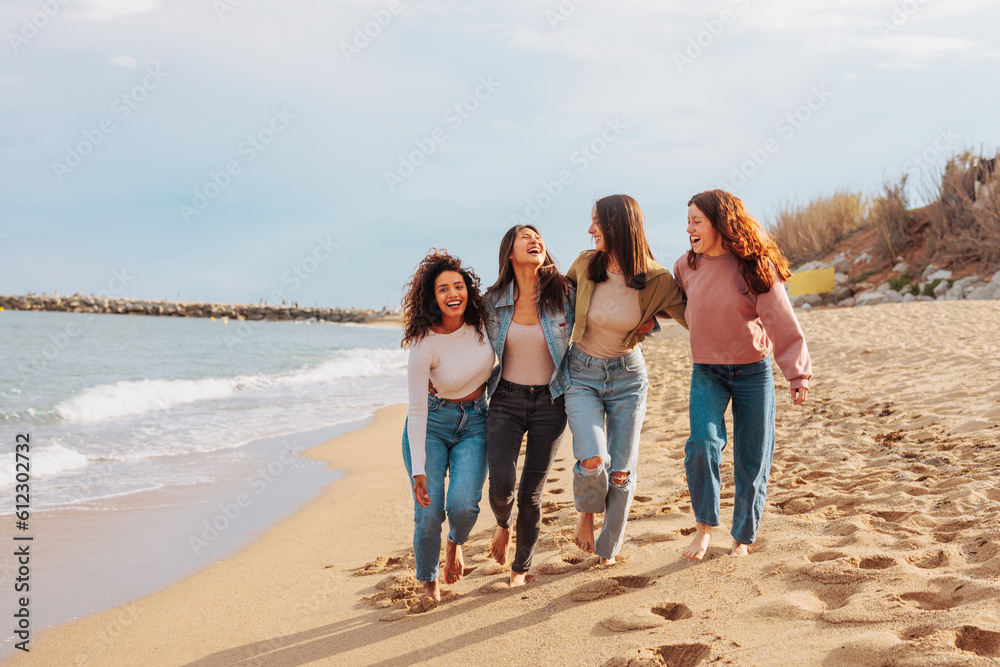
[0,310,407,642]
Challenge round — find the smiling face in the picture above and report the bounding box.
[687,204,726,256]
[433,270,468,326]
[510,226,545,267]
[588,206,605,252]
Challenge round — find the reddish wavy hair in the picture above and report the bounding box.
[401,249,485,347]
[686,190,791,295]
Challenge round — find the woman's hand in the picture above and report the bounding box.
[636,318,656,335]
[412,475,431,507]
[791,387,809,405]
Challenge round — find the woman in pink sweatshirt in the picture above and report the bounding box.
[673,190,812,560]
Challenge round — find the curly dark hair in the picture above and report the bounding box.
[401,249,486,348]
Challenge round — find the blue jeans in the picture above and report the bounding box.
[685,356,776,545]
[402,393,489,582]
[564,346,648,560]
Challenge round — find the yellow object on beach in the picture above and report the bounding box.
[787,267,836,297]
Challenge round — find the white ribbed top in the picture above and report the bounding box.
[406,323,495,477]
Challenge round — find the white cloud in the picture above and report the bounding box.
[108,55,139,69]
[69,0,158,22]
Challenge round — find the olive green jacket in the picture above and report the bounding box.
[565,250,688,348]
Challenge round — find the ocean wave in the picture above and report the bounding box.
[53,347,407,424]
[0,443,89,488]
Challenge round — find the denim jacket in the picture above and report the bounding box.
[483,281,576,398]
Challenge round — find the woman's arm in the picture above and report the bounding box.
[406,342,434,495]
[757,281,812,401]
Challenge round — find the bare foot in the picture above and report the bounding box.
[575,513,595,553]
[599,556,616,566]
[509,572,536,587]
[730,539,750,556]
[420,581,455,602]
[422,580,442,601]
[444,540,464,584]
[682,523,713,560]
[491,527,510,566]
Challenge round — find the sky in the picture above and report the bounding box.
[1,0,998,309]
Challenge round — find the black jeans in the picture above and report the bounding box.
[487,379,567,573]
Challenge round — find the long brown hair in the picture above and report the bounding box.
[686,189,792,295]
[401,249,485,347]
[486,224,568,314]
[587,194,653,290]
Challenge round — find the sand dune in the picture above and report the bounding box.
[9,301,999,666]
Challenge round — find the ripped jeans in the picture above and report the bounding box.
[564,346,648,560]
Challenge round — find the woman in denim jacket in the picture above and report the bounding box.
[483,224,575,587]
[565,195,687,565]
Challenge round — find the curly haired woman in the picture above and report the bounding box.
[674,190,812,560]
[401,250,496,600]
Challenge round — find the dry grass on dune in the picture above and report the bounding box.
[767,149,1000,275]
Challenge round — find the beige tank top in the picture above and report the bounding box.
[501,321,555,386]
[578,272,641,358]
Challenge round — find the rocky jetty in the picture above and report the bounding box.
[789,252,1000,309]
[0,293,400,324]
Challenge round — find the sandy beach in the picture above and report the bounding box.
[8,300,1000,667]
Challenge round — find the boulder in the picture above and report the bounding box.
[875,283,890,294]
[835,272,849,285]
[892,262,908,273]
[837,296,855,307]
[916,295,935,302]
[901,292,916,303]
[882,289,904,304]
[968,283,1000,300]
[927,269,953,282]
[855,292,886,307]
[932,281,950,298]
[831,254,851,274]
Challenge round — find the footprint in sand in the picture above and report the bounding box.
[603,643,710,667]
[364,573,423,609]
[955,625,1000,658]
[354,554,406,576]
[570,575,651,601]
[898,590,962,611]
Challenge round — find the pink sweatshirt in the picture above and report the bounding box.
[672,253,812,389]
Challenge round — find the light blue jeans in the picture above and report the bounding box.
[402,393,488,582]
[564,346,648,560]
[684,356,776,545]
